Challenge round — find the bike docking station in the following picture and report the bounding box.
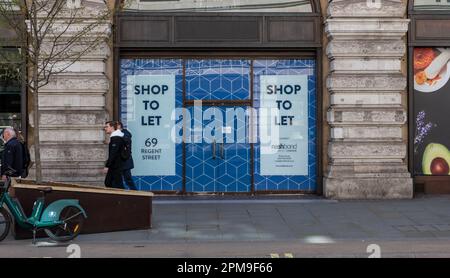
[8,179,153,242]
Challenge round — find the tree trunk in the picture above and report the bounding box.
[32,65,42,184]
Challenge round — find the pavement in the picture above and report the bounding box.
[2,194,450,258]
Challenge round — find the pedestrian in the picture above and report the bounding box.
[13,128,32,178]
[103,121,125,189]
[0,129,5,158]
[117,121,137,190]
[1,127,24,182]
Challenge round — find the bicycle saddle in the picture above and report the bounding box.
[37,187,53,194]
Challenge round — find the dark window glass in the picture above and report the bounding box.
[414,0,450,10]
[125,0,313,12]
[0,47,21,129]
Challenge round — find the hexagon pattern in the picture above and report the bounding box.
[253,59,317,191]
[120,59,184,191]
[185,106,251,192]
[120,58,316,192]
[186,60,251,100]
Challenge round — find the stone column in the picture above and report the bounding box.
[324,0,413,198]
[32,1,111,184]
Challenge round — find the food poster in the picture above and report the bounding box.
[413,48,450,176]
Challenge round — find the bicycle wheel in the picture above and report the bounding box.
[0,207,12,242]
[44,206,85,242]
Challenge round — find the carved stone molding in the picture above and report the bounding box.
[324,0,413,199]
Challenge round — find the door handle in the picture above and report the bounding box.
[212,139,216,159]
[220,142,224,159]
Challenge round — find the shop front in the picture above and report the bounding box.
[115,0,322,194]
[1,0,423,199]
[0,25,25,159]
[409,0,450,193]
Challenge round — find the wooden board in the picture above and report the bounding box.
[13,180,154,197]
[414,176,450,194]
[11,180,153,240]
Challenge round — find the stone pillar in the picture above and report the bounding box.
[324,0,413,199]
[32,1,111,184]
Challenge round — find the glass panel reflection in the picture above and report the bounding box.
[0,47,21,130]
[125,0,313,12]
[185,59,251,100]
[414,0,450,10]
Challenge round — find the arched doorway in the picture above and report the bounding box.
[114,0,323,194]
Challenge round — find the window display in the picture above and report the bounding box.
[413,47,450,176]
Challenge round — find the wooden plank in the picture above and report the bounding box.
[175,16,261,42]
[414,176,450,194]
[119,17,171,43]
[415,19,450,40]
[267,17,316,43]
[13,179,154,197]
[116,13,321,48]
[11,179,153,240]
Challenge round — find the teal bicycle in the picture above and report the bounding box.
[0,177,87,244]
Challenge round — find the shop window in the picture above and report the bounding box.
[414,0,450,10]
[115,1,322,193]
[0,47,21,128]
[0,47,22,156]
[412,47,450,176]
[124,0,313,12]
[119,58,317,192]
[410,1,450,183]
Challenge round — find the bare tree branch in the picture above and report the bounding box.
[0,0,115,182]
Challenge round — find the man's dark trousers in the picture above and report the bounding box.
[122,169,136,190]
[121,128,136,190]
[105,167,124,189]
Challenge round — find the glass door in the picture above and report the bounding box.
[185,106,252,192]
[184,59,252,192]
[119,57,317,193]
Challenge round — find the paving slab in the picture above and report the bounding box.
[4,196,450,257]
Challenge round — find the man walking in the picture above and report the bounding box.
[103,121,125,189]
[1,127,23,181]
[118,121,137,190]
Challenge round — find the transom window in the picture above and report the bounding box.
[124,0,313,12]
[414,0,450,10]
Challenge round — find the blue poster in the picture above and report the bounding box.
[125,75,176,176]
[260,75,309,176]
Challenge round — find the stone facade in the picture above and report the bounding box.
[324,0,413,198]
[23,0,416,196]
[30,1,112,184]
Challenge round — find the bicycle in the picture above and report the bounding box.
[0,177,87,244]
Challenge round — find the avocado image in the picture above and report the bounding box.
[422,143,450,175]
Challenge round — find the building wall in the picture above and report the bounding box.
[27,0,415,197]
[28,0,113,184]
[323,0,413,198]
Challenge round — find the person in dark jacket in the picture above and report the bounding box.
[117,121,137,190]
[1,127,23,181]
[103,121,124,189]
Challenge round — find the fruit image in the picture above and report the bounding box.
[414,48,436,71]
[415,71,427,85]
[422,143,450,175]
